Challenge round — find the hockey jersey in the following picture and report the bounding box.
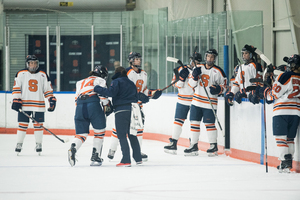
[189,64,227,109]
[12,69,54,112]
[173,66,194,106]
[126,67,149,96]
[75,76,109,105]
[265,71,300,117]
[231,62,258,94]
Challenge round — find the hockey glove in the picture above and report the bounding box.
[179,67,189,81]
[248,90,260,105]
[192,67,201,81]
[48,97,57,112]
[138,92,149,103]
[266,64,276,73]
[235,89,247,104]
[151,89,162,99]
[209,85,222,95]
[225,92,234,106]
[103,101,113,116]
[12,98,22,112]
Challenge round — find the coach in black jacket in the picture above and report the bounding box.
[94,67,142,167]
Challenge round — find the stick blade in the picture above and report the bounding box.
[167,57,179,63]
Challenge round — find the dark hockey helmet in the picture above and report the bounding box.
[128,52,142,68]
[26,55,39,73]
[204,49,218,65]
[284,54,300,71]
[190,52,202,62]
[241,44,255,62]
[93,65,108,80]
[277,64,287,72]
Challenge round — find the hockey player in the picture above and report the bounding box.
[107,52,162,161]
[68,65,112,167]
[94,67,143,167]
[184,49,227,156]
[12,55,57,155]
[225,44,260,106]
[164,53,202,154]
[257,54,300,173]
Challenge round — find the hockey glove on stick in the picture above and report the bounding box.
[225,92,234,106]
[209,85,222,95]
[179,67,189,81]
[150,89,162,99]
[48,97,57,112]
[12,98,22,112]
[192,67,201,81]
[235,89,247,104]
[138,92,149,103]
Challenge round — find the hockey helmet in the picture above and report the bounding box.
[26,55,39,73]
[283,54,300,71]
[128,52,142,68]
[241,44,255,63]
[93,65,108,80]
[204,49,218,65]
[189,52,202,63]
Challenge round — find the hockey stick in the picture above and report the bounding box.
[192,46,223,133]
[19,109,69,143]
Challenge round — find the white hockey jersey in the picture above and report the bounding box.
[173,66,194,106]
[126,67,149,96]
[12,69,54,112]
[75,76,109,105]
[189,64,227,109]
[265,71,300,117]
[231,62,259,94]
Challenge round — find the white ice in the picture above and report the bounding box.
[0,134,300,200]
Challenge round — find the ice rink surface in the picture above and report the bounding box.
[0,134,300,200]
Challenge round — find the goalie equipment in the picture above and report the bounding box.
[68,143,77,167]
[26,55,39,73]
[138,92,149,103]
[184,143,199,156]
[150,89,162,99]
[207,143,218,157]
[225,92,234,106]
[90,148,103,166]
[277,154,292,173]
[164,138,178,155]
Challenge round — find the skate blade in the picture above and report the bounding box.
[207,152,218,157]
[278,168,291,173]
[164,149,177,155]
[68,150,76,167]
[142,158,148,162]
[38,152,41,156]
[184,152,199,156]
[90,161,102,166]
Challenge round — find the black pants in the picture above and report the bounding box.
[115,109,142,163]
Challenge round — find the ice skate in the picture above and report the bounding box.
[68,143,77,167]
[277,154,292,173]
[15,143,23,155]
[184,143,199,156]
[164,138,177,155]
[207,143,218,157]
[90,148,103,166]
[35,143,42,156]
[107,149,116,160]
[141,152,148,162]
